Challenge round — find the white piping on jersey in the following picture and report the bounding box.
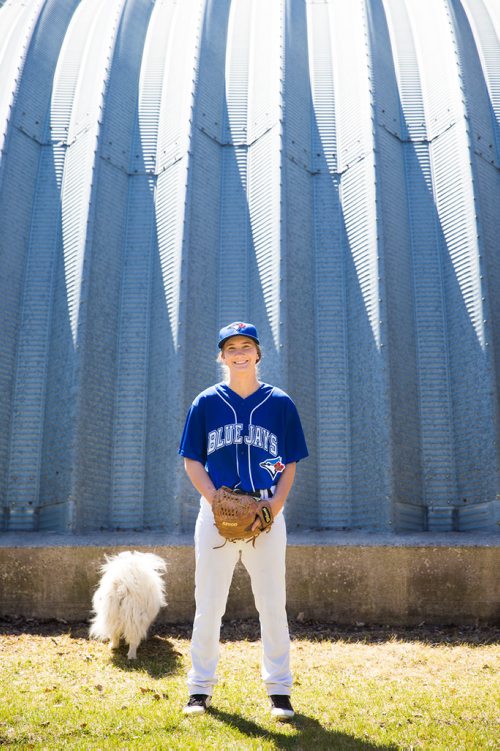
[215,389,240,484]
[248,388,274,492]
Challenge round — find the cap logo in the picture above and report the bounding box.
[218,321,259,348]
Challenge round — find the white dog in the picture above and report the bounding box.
[89,551,167,659]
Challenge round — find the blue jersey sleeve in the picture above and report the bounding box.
[179,397,207,464]
[284,398,309,464]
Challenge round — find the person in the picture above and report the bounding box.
[178,321,308,720]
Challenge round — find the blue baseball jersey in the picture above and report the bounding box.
[179,382,308,493]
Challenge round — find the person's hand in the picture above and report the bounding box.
[251,516,263,532]
[206,487,217,506]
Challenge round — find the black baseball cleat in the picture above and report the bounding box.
[269,694,295,720]
[183,694,212,715]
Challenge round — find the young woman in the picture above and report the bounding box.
[179,322,308,720]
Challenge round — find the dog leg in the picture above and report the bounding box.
[127,643,138,660]
[109,633,121,651]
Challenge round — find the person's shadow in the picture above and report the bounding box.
[209,707,397,750]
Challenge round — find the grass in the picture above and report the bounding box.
[0,619,498,750]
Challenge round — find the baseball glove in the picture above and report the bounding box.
[212,486,274,547]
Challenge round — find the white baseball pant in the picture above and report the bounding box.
[187,497,292,697]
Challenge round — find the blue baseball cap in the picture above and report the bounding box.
[218,322,260,349]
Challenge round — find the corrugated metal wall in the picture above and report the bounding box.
[1,0,499,534]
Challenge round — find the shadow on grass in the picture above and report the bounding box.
[0,618,184,678]
[1,617,498,647]
[0,618,91,639]
[109,635,184,678]
[209,707,397,750]
[214,620,500,647]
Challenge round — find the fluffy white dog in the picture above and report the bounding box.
[89,551,167,659]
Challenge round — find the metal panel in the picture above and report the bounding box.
[245,0,283,375]
[414,0,496,529]
[110,0,178,531]
[383,0,459,528]
[44,0,135,532]
[0,0,81,529]
[0,0,499,534]
[331,0,393,530]
[283,0,317,529]
[307,0,351,528]
[218,0,253,325]
[82,0,155,531]
[368,0,422,530]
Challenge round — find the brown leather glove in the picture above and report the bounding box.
[212,486,274,547]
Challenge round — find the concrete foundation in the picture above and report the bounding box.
[0,532,498,626]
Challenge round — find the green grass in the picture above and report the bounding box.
[0,621,498,750]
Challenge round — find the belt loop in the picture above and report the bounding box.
[259,488,274,500]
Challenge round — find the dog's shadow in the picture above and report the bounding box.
[110,634,184,678]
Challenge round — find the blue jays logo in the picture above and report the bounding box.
[231,322,246,332]
[259,456,285,480]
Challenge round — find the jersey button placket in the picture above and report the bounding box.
[240,413,250,488]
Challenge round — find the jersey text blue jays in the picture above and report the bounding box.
[207,424,278,456]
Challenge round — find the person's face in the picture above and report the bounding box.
[221,336,259,373]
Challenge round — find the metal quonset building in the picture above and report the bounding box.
[1,0,499,537]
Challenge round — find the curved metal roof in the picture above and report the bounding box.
[0,0,499,533]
